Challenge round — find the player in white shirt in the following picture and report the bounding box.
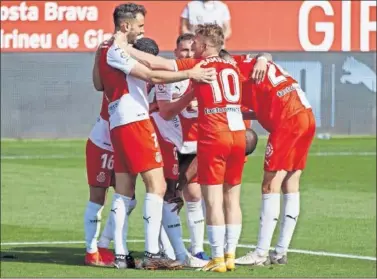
[99,3,216,270]
[180,1,232,41]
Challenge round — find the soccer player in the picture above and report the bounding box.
[84,83,116,267]
[154,33,209,261]
[171,24,247,272]
[117,24,269,273]
[148,84,209,268]
[85,37,168,267]
[233,52,316,266]
[99,3,216,270]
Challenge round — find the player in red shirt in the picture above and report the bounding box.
[230,53,316,266]
[154,33,209,262]
[83,42,119,267]
[99,3,216,270]
[120,25,269,273]
[172,24,247,272]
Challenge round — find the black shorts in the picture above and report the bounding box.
[177,152,196,170]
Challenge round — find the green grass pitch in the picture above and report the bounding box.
[1,137,376,277]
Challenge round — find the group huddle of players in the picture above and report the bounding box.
[83,3,316,272]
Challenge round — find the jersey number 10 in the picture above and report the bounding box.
[211,69,241,103]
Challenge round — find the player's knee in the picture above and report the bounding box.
[261,171,283,194]
[282,171,301,193]
[245,128,258,156]
[183,183,201,202]
[115,173,136,197]
[89,186,108,205]
[142,168,167,197]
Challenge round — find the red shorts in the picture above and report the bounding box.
[151,117,179,180]
[264,109,316,172]
[85,139,115,187]
[110,119,163,175]
[197,130,246,186]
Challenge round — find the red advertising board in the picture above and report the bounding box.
[1,1,376,52]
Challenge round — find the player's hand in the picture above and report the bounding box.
[167,190,184,214]
[251,56,268,84]
[188,61,217,83]
[186,99,198,113]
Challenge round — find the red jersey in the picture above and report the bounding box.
[175,56,245,137]
[99,93,109,121]
[234,55,311,133]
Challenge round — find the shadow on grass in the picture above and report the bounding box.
[1,246,144,266]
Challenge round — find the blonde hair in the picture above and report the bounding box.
[195,23,224,51]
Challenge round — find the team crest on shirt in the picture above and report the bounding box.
[155,152,162,163]
[265,143,273,158]
[172,164,179,176]
[97,172,106,183]
[156,84,166,93]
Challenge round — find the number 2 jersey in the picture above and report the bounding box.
[174,56,245,137]
[234,55,312,133]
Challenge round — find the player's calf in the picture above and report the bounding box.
[223,183,242,271]
[84,186,108,259]
[273,171,301,261]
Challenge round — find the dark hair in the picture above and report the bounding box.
[176,33,195,46]
[113,3,146,27]
[219,49,231,59]
[133,38,159,56]
[245,128,258,156]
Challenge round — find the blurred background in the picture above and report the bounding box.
[1,0,376,138]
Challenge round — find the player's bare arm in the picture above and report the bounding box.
[177,155,198,192]
[107,45,216,84]
[158,88,195,120]
[242,110,257,120]
[92,45,104,91]
[249,53,272,83]
[125,44,177,71]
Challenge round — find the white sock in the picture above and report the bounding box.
[256,193,280,256]
[225,224,242,254]
[110,193,131,256]
[97,214,112,249]
[159,224,176,260]
[127,198,137,216]
[201,199,207,218]
[276,192,300,255]
[186,200,205,254]
[162,202,187,262]
[207,225,226,259]
[84,201,103,253]
[144,193,163,254]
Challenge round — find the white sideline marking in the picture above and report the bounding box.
[1,239,375,262]
[1,152,376,160]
